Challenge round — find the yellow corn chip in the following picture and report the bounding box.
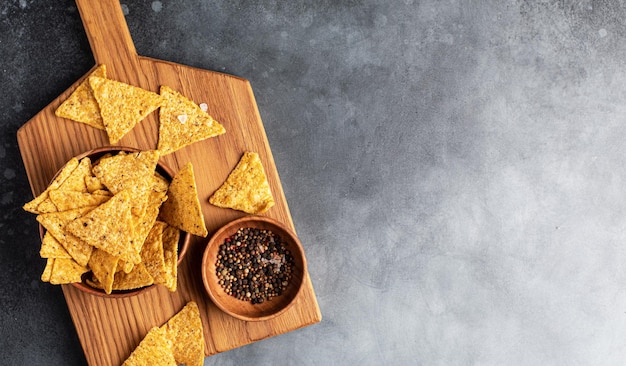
[157,85,225,155]
[92,150,159,218]
[56,156,92,193]
[35,199,59,213]
[88,248,120,294]
[55,64,107,130]
[49,258,88,285]
[65,190,139,264]
[41,258,54,282]
[39,232,72,259]
[112,262,154,291]
[122,326,176,366]
[36,207,95,267]
[209,151,275,214]
[161,224,179,292]
[159,162,207,237]
[89,76,163,144]
[161,301,204,366]
[85,175,106,193]
[23,157,79,214]
[49,190,110,211]
[140,221,167,284]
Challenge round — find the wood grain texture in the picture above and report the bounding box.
[16,0,321,365]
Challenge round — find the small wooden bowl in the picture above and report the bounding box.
[202,216,307,321]
[38,146,191,298]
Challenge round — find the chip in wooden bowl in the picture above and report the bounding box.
[27,146,192,298]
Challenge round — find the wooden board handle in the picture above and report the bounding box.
[75,0,139,74]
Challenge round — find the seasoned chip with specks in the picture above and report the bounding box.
[140,221,167,284]
[161,224,180,292]
[112,262,154,291]
[39,232,72,259]
[209,151,275,214]
[159,162,207,237]
[55,64,107,130]
[36,207,95,267]
[23,157,79,214]
[89,76,163,144]
[49,190,110,211]
[157,85,225,155]
[161,301,204,366]
[89,248,120,294]
[49,258,88,285]
[65,190,139,264]
[122,326,176,366]
[41,258,54,282]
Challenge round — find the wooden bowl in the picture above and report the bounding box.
[202,216,307,321]
[38,146,191,298]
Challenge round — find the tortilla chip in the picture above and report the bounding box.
[65,190,139,264]
[41,258,54,282]
[159,162,207,237]
[140,221,167,284]
[55,64,107,130]
[157,85,225,155]
[49,190,110,211]
[23,157,79,214]
[88,248,120,294]
[56,156,92,193]
[209,151,275,214]
[34,156,94,212]
[161,224,180,292]
[35,199,59,214]
[36,207,95,267]
[39,232,72,259]
[49,258,88,285]
[85,175,106,193]
[89,76,163,144]
[92,150,159,218]
[162,301,204,366]
[122,326,176,366]
[112,262,154,291]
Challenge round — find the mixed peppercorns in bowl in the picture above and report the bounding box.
[201,216,307,321]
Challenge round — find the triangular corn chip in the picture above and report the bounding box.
[159,162,207,237]
[89,76,163,144]
[39,232,72,259]
[157,85,225,155]
[55,64,107,130]
[89,248,120,294]
[23,157,79,214]
[65,190,139,264]
[122,326,176,366]
[49,258,89,285]
[41,258,54,282]
[209,151,275,214]
[36,207,95,267]
[49,190,110,211]
[161,224,180,292]
[140,221,167,284]
[161,301,204,366]
[112,262,154,291]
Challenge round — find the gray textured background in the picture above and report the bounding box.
[2,0,626,365]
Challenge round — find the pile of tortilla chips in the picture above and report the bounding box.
[55,64,225,154]
[23,150,208,294]
[123,301,205,366]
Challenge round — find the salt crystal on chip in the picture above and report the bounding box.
[177,114,188,124]
[199,103,208,112]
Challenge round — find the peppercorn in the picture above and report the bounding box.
[215,227,294,304]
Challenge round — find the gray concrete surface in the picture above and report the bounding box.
[2,0,626,365]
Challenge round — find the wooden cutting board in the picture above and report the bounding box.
[16,0,322,365]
